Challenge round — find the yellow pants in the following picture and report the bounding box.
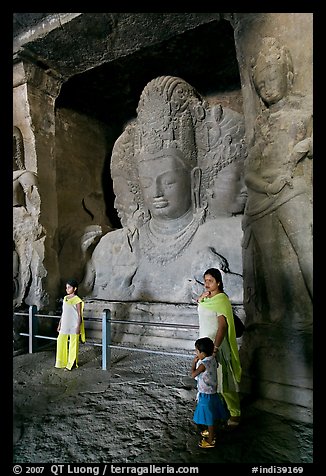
[222,391,241,417]
[55,334,80,370]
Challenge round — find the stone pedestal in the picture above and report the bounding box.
[239,324,313,423]
[83,300,198,352]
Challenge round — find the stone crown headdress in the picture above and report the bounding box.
[134,75,207,170]
[252,37,293,81]
[137,146,189,170]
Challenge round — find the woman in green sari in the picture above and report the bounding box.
[197,268,242,427]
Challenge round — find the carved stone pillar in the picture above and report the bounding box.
[13,60,63,310]
[232,13,313,421]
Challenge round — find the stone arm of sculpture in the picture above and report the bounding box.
[244,140,292,196]
[286,135,313,177]
[20,171,39,213]
[245,171,291,196]
[245,129,313,196]
[79,257,96,297]
[19,170,37,191]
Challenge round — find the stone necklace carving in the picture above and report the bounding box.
[139,208,205,264]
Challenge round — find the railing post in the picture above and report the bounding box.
[28,305,38,354]
[101,309,111,370]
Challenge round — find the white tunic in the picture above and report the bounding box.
[59,297,80,335]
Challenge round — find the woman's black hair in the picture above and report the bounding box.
[195,337,214,356]
[66,278,79,289]
[204,268,224,292]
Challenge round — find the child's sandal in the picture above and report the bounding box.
[198,438,215,448]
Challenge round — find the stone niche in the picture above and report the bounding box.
[55,108,113,289]
[81,75,246,305]
[80,72,247,370]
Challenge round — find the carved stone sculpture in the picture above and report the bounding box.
[13,126,45,308]
[83,76,247,305]
[13,240,20,302]
[58,188,112,288]
[13,126,38,210]
[80,121,141,299]
[242,37,313,330]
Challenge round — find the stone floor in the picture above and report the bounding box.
[12,344,313,465]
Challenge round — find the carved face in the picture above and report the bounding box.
[254,63,288,106]
[112,176,138,227]
[138,154,192,220]
[207,162,247,218]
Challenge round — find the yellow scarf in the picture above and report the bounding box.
[65,295,86,343]
[200,292,241,382]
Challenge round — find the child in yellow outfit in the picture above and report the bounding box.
[55,279,85,371]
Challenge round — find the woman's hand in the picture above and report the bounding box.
[197,290,211,302]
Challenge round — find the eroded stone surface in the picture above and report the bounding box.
[13,347,313,464]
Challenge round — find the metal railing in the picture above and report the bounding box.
[14,306,197,370]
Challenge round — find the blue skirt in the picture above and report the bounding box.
[193,393,228,426]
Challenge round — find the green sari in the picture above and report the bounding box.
[67,295,86,343]
[199,293,241,383]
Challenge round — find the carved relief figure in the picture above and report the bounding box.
[58,188,112,287]
[13,126,38,210]
[13,126,44,308]
[242,37,313,329]
[204,114,248,220]
[13,241,20,304]
[81,121,143,299]
[85,76,246,305]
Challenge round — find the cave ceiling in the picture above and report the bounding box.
[14,13,240,127]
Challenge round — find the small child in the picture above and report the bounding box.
[191,337,228,448]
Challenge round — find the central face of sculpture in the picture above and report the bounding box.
[138,152,192,220]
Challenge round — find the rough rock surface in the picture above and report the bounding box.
[13,345,312,464]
